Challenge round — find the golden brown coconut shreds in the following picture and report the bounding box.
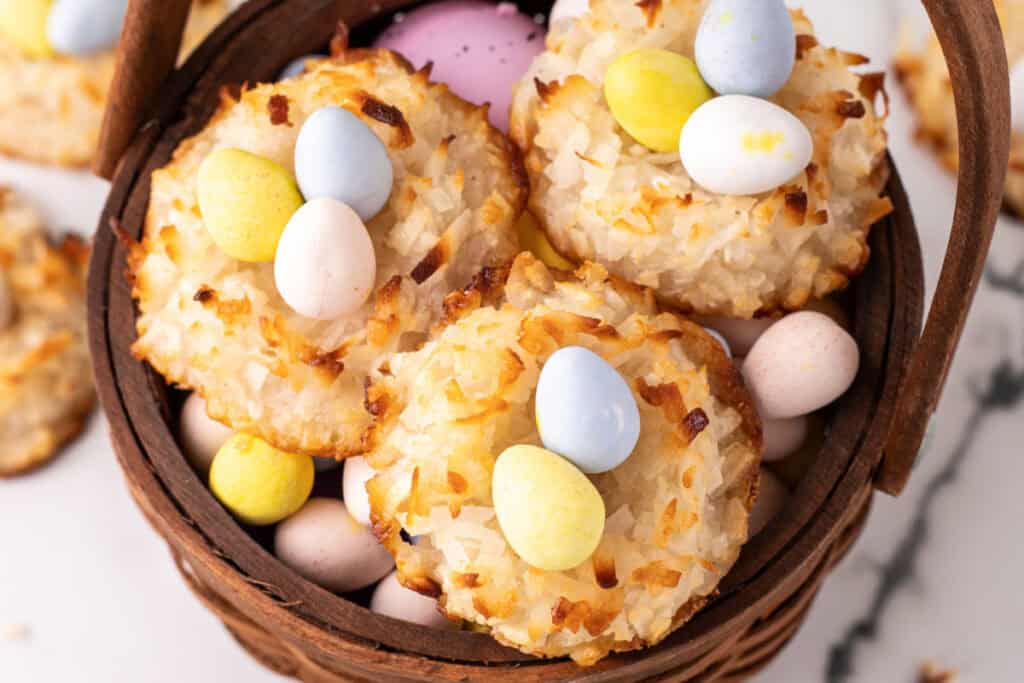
[510,0,892,318]
[0,187,94,477]
[0,0,229,167]
[364,252,761,665]
[130,48,527,458]
[894,0,1024,215]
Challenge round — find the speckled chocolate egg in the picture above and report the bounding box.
[178,393,233,473]
[749,468,788,536]
[341,456,376,526]
[274,498,394,593]
[761,415,808,462]
[695,315,775,357]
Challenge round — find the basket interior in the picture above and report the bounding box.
[88,0,925,672]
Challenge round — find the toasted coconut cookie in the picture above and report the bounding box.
[364,253,761,665]
[0,187,93,477]
[895,0,1024,214]
[130,49,526,458]
[510,1,892,318]
[0,0,228,167]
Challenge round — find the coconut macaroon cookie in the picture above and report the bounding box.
[0,187,93,477]
[364,253,761,664]
[895,0,1024,213]
[130,48,526,458]
[510,0,892,317]
[0,0,229,166]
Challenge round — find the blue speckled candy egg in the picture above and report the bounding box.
[695,0,795,98]
[47,0,129,57]
[277,54,322,81]
[294,106,394,222]
[535,346,641,474]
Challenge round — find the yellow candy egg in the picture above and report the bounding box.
[0,0,54,58]
[197,148,304,262]
[492,445,605,571]
[516,211,574,270]
[209,434,314,526]
[604,48,713,152]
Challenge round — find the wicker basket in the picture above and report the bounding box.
[86,1,1009,681]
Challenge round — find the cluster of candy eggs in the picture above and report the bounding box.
[561,0,812,197]
[178,393,450,628]
[197,103,391,321]
[0,0,129,58]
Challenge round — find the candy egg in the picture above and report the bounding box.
[695,0,796,98]
[178,393,233,473]
[0,0,54,57]
[372,0,545,132]
[695,315,775,357]
[277,54,321,81]
[273,198,377,320]
[341,456,376,527]
[680,95,813,196]
[604,48,714,152]
[0,268,13,331]
[47,0,128,57]
[742,312,859,419]
[549,0,589,27]
[749,468,787,537]
[1012,59,1024,131]
[370,571,452,629]
[761,415,808,462]
[535,346,640,474]
[294,106,393,222]
[492,445,605,571]
[197,148,303,262]
[703,327,732,358]
[274,498,394,593]
[209,434,314,525]
[516,211,574,270]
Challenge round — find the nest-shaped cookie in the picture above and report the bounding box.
[130,48,526,458]
[895,0,1024,214]
[364,253,761,665]
[0,187,94,477]
[0,0,227,167]
[510,0,892,318]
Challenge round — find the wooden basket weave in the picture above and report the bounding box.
[86,1,1009,681]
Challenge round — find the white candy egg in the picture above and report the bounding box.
[680,95,813,196]
[0,268,12,331]
[695,315,775,357]
[761,415,808,462]
[274,198,377,321]
[341,456,376,527]
[742,311,859,419]
[702,327,732,358]
[178,393,233,473]
[370,571,452,629]
[535,346,641,474]
[47,0,129,56]
[749,468,788,537]
[274,498,394,593]
[549,0,589,26]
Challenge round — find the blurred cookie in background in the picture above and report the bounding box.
[0,0,231,167]
[0,185,94,477]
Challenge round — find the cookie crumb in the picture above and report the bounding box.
[919,661,959,683]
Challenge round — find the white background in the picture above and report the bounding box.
[2,1,1023,681]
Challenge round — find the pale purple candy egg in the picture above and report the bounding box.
[373,0,546,132]
[742,311,859,419]
[749,468,788,537]
[178,393,233,473]
[696,315,775,357]
[274,498,394,593]
[370,571,452,628]
[761,415,808,462]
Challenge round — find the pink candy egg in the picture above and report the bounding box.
[178,393,233,473]
[373,1,545,132]
[761,415,808,462]
[370,571,453,629]
[742,312,859,419]
[274,498,394,593]
[749,468,788,537]
[695,315,775,357]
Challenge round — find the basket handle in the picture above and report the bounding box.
[876,0,1010,495]
[94,0,193,179]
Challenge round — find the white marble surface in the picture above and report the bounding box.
[2,1,1022,681]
